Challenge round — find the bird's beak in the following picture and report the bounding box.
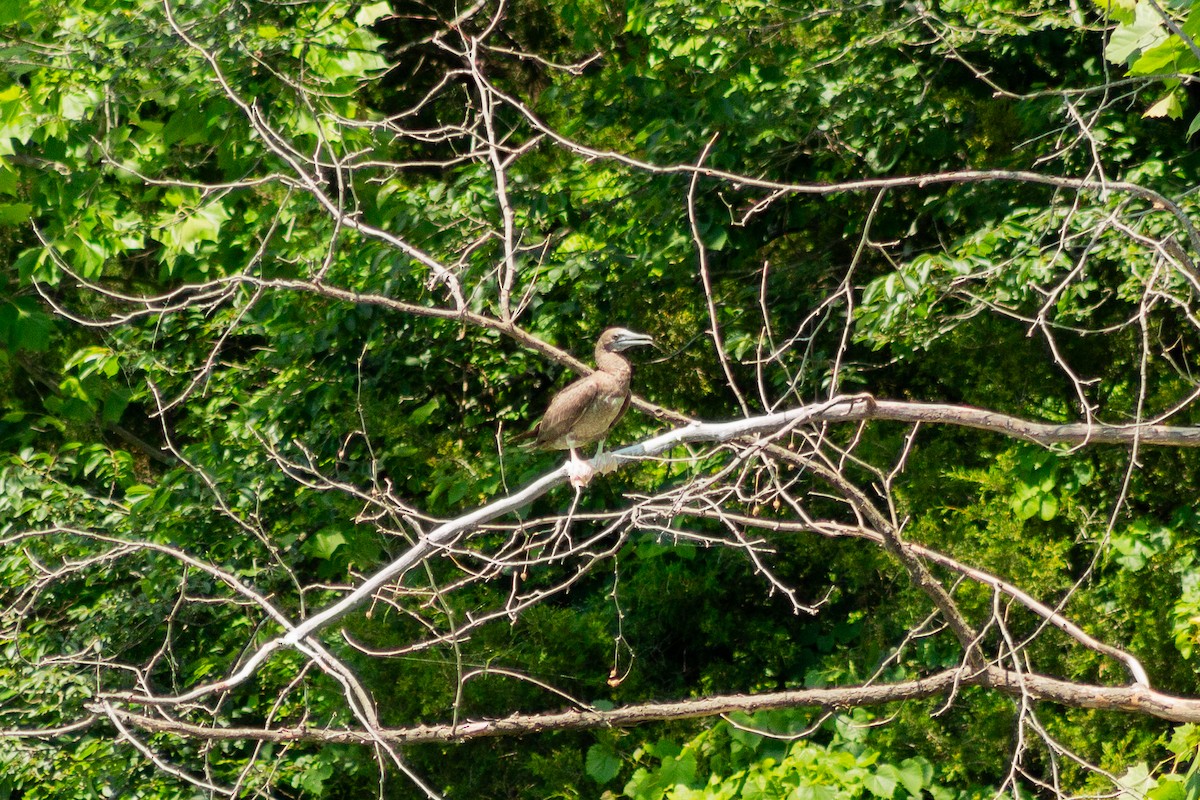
[614,332,655,351]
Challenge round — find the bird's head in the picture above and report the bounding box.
[599,327,655,353]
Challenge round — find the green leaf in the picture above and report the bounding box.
[1148,778,1187,800]
[162,105,211,146]
[59,87,100,120]
[0,0,25,24]
[1038,494,1058,521]
[1113,520,1173,572]
[409,397,439,425]
[354,1,391,26]
[794,786,842,800]
[1187,111,1200,138]
[0,297,54,352]
[306,27,388,80]
[156,199,230,255]
[1092,0,1137,23]
[65,346,121,379]
[306,529,347,560]
[0,83,34,148]
[864,766,900,799]
[13,246,50,284]
[1106,2,1167,65]
[82,447,109,476]
[102,385,131,424]
[124,484,156,508]
[297,760,334,794]
[706,226,728,251]
[646,738,682,760]
[1144,90,1184,120]
[895,758,933,796]
[1131,38,1196,76]
[1166,723,1200,762]
[585,743,622,784]
[1185,766,1200,800]
[0,202,31,224]
[1117,763,1158,800]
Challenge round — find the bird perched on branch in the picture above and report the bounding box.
[518,327,655,488]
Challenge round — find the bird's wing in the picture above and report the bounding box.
[510,427,538,445]
[612,392,632,432]
[533,375,606,449]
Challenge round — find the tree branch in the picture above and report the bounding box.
[101,393,1191,709]
[88,664,1200,748]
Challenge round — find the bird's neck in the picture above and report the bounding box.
[595,348,632,382]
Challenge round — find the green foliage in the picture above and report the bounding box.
[1111,730,1200,800]
[610,709,962,800]
[1101,0,1200,131]
[1008,447,1095,522]
[3,0,1200,797]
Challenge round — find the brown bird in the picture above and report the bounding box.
[522,327,655,487]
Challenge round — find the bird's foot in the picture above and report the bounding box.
[565,452,595,488]
[592,450,620,476]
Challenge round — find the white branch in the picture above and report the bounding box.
[102,393,1197,709]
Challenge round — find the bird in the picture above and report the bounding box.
[519,327,655,488]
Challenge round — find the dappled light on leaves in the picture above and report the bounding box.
[6,0,1200,798]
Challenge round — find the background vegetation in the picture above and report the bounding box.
[4,0,1200,797]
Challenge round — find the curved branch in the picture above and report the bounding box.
[63,270,1200,447]
[104,393,1191,709]
[90,665,1200,748]
[616,395,1200,453]
[480,77,1200,256]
